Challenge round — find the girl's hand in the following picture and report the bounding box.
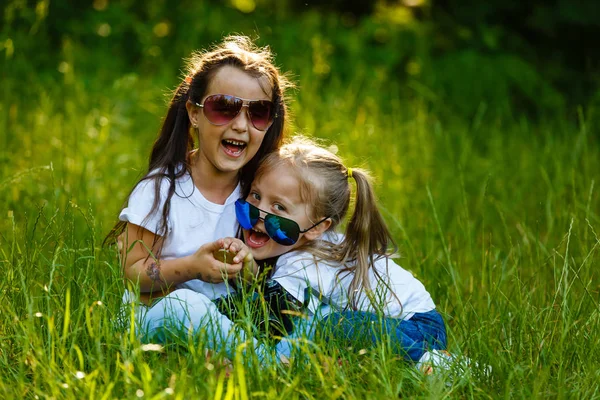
[191,239,245,283]
[216,237,259,283]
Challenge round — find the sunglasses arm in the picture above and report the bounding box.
[299,216,330,234]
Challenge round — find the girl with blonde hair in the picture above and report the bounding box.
[232,136,447,363]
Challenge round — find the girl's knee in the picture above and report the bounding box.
[166,288,213,306]
[142,289,215,325]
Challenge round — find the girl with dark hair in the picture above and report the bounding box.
[107,36,292,354]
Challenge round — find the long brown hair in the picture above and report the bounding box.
[105,36,293,253]
[255,136,399,311]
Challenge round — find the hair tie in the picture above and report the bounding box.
[347,168,353,179]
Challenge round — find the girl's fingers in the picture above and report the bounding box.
[232,247,248,264]
[205,260,242,282]
[210,237,249,263]
[231,239,246,254]
[203,239,225,253]
[220,237,242,252]
[221,237,232,250]
[222,261,243,275]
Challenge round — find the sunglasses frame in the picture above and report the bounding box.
[236,199,329,246]
[194,94,277,131]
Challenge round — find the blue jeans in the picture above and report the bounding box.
[129,289,271,362]
[318,309,447,362]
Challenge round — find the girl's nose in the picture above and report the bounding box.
[253,218,266,233]
[231,105,250,132]
[254,206,268,230]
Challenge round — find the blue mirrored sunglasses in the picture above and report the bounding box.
[235,199,328,246]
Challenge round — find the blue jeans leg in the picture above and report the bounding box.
[319,309,447,362]
[275,305,332,359]
[134,289,271,361]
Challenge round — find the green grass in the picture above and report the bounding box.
[2,11,600,400]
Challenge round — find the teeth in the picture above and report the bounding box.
[224,139,246,146]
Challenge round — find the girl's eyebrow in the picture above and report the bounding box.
[253,181,299,209]
[270,193,298,209]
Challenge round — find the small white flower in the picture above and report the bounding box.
[136,389,144,397]
[61,383,69,389]
[34,312,43,318]
[358,349,368,355]
[75,371,86,379]
[140,343,164,352]
[165,388,174,395]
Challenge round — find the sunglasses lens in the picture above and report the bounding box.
[264,215,300,246]
[235,200,260,229]
[248,101,274,130]
[203,95,242,125]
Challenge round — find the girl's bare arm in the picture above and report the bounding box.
[121,223,244,293]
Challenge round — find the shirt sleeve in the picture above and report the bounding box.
[272,252,341,313]
[271,257,312,305]
[119,178,170,235]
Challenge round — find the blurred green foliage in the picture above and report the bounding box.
[1,0,598,122]
[1,2,599,397]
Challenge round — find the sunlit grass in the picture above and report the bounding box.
[1,21,599,400]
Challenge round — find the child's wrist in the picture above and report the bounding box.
[181,254,197,279]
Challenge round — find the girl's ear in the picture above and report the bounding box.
[186,100,200,127]
[303,218,332,241]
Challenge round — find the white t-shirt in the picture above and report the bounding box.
[271,233,436,320]
[119,168,240,300]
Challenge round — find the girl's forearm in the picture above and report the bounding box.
[125,255,196,293]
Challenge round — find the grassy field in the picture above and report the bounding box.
[1,6,600,399]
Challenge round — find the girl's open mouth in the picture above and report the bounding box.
[245,229,270,248]
[222,139,247,157]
